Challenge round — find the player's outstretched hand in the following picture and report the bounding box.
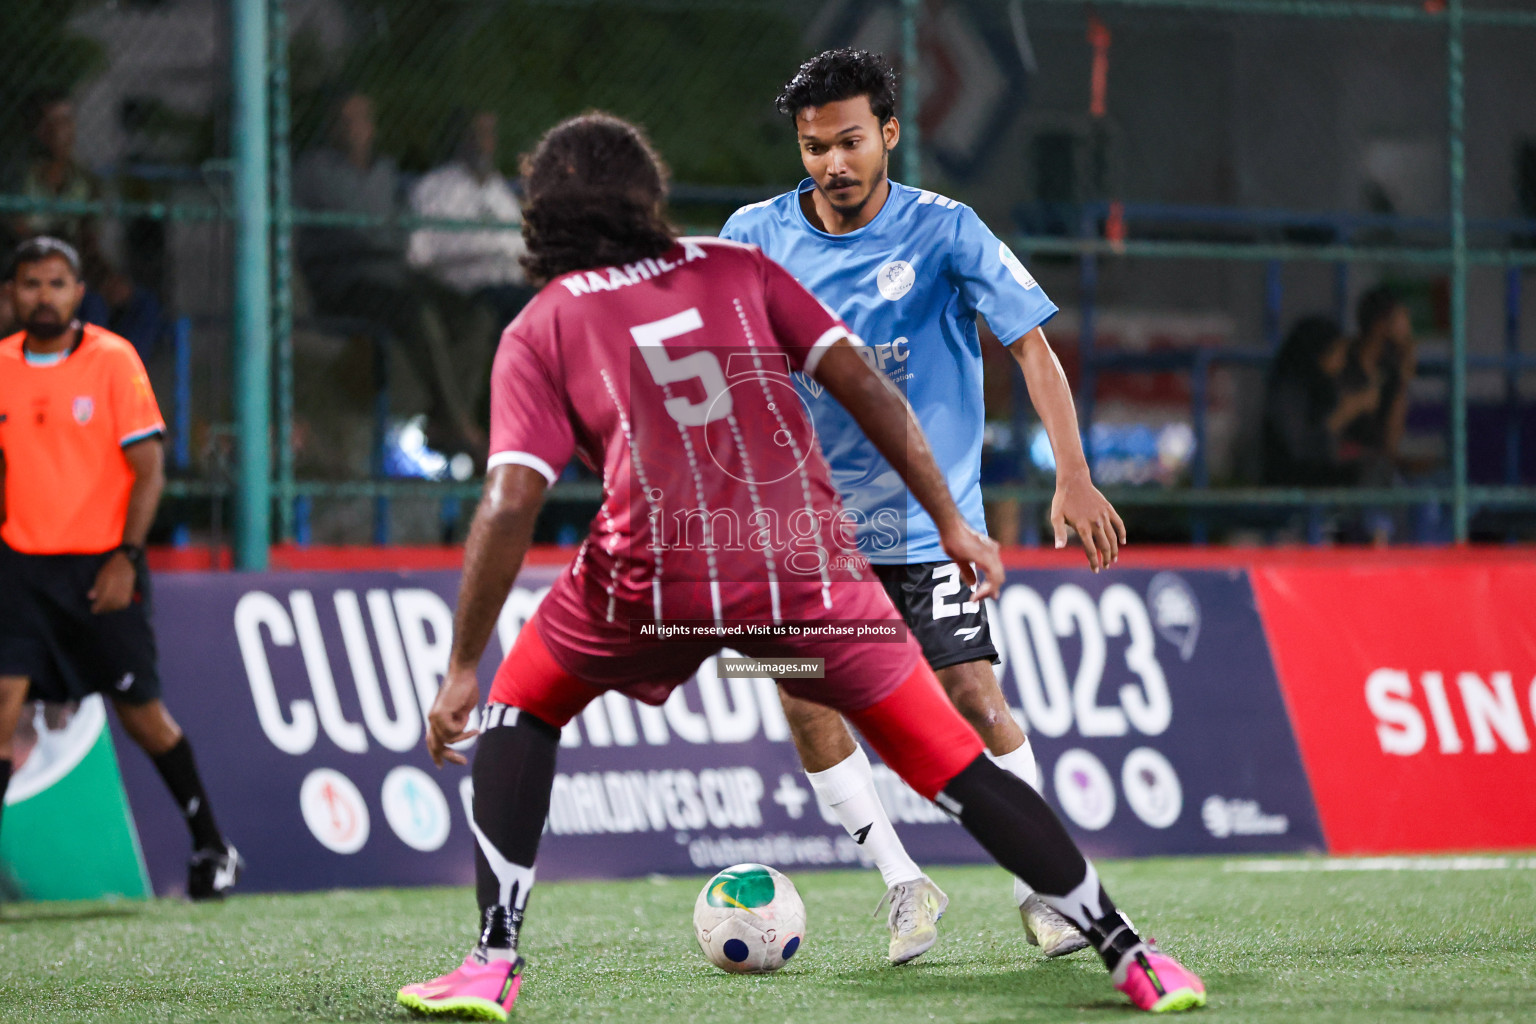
[426,665,481,767]
[1051,470,1126,573]
[939,523,1005,602]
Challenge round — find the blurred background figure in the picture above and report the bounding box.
[294,90,495,459]
[3,92,164,360]
[1342,285,1420,483]
[409,109,535,333]
[5,94,103,276]
[1261,315,1378,487]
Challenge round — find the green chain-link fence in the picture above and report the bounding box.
[5,0,1534,564]
[268,0,828,550]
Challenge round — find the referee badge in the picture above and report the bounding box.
[73,396,94,424]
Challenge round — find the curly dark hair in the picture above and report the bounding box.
[774,48,898,125]
[519,113,676,284]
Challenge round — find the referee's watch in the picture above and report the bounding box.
[115,542,146,566]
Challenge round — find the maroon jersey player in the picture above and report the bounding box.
[484,230,915,703]
[396,113,1205,1020]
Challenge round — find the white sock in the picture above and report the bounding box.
[990,736,1041,791]
[989,737,1043,906]
[805,744,923,889]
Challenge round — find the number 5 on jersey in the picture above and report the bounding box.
[630,309,732,426]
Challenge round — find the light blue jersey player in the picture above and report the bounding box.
[722,178,1056,566]
[726,48,1131,970]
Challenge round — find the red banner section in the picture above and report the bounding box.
[1253,562,1536,854]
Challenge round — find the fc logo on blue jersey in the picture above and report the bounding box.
[876,260,915,301]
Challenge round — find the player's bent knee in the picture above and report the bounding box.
[845,661,984,801]
[949,679,998,720]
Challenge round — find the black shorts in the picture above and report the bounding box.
[0,542,162,706]
[872,560,1000,671]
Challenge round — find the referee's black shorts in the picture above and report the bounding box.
[0,541,162,705]
[872,560,1001,672]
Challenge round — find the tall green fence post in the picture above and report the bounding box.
[271,0,295,544]
[232,0,272,569]
[1448,0,1469,542]
[900,0,921,188]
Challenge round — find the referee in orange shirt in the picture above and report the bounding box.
[0,237,241,899]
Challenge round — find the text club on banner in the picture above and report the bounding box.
[1253,564,1536,854]
[118,565,1320,894]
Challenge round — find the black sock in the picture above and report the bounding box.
[0,758,10,842]
[151,736,224,850]
[938,755,1146,973]
[472,703,560,955]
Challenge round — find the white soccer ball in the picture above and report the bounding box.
[693,863,806,973]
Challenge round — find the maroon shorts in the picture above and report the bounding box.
[488,602,982,800]
[521,570,920,712]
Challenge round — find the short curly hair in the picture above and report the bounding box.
[774,48,899,125]
[519,112,676,284]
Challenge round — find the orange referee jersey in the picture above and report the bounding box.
[0,324,165,554]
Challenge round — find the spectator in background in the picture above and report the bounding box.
[5,95,103,274]
[1341,285,1418,477]
[408,110,536,332]
[4,93,164,359]
[294,90,494,457]
[1261,315,1377,486]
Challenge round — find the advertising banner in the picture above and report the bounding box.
[119,565,1321,894]
[1253,564,1536,854]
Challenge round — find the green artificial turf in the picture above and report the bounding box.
[2,856,1534,1023]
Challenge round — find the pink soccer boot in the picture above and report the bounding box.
[398,953,524,1020]
[1113,946,1207,1013]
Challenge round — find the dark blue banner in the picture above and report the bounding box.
[117,566,1322,895]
